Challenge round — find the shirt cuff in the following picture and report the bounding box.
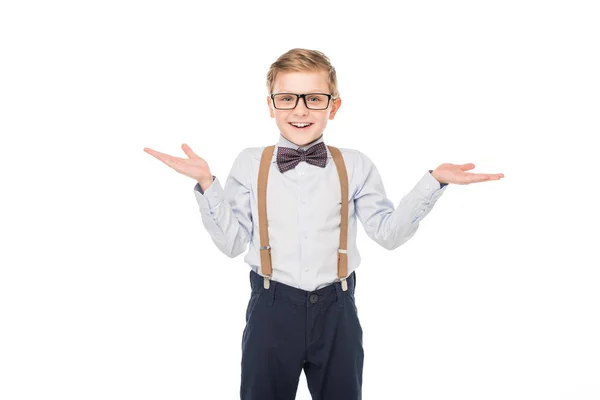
[429,169,448,188]
[421,170,449,201]
[193,176,223,210]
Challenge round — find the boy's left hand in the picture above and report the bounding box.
[431,163,504,185]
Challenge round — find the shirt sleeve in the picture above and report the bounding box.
[193,149,253,258]
[354,152,448,250]
[430,169,449,188]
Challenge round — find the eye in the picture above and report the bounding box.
[306,94,328,103]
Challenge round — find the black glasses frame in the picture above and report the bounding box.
[270,93,333,110]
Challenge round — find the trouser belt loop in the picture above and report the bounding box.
[267,279,276,307]
[334,281,344,308]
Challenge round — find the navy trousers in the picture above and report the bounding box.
[241,270,364,400]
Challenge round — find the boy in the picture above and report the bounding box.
[144,48,504,400]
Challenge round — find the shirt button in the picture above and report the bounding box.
[300,172,304,176]
[309,294,318,304]
[304,268,309,272]
[301,200,306,204]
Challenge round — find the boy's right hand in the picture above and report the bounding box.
[143,144,213,189]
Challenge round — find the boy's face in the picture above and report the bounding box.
[267,70,341,147]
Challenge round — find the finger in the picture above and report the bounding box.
[144,147,181,167]
[459,163,476,171]
[181,143,198,159]
[144,147,164,159]
[144,147,170,161]
[458,173,487,184]
[470,174,504,183]
[475,173,505,179]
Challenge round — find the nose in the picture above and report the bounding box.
[293,98,309,116]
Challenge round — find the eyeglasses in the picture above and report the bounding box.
[270,93,333,110]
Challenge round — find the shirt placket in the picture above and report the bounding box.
[296,161,312,286]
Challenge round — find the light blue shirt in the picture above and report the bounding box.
[194,134,449,291]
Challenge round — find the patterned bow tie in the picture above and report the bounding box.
[276,141,328,173]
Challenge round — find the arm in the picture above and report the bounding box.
[193,149,253,258]
[354,152,447,250]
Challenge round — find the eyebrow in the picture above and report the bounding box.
[276,89,329,93]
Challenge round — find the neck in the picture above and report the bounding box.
[285,134,323,148]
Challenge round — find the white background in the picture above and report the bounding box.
[1,0,599,399]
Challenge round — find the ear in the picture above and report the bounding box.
[328,98,342,120]
[267,95,275,118]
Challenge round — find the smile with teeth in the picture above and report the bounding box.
[290,122,313,129]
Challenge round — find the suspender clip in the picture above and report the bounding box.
[260,245,272,289]
[338,249,348,291]
[340,277,348,292]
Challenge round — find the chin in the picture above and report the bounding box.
[283,131,321,147]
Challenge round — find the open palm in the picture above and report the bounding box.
[143,143,212,183]
[432,163,504,185]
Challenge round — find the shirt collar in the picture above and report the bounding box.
[272,133,332,163]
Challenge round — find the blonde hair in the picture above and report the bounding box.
[266,48,339,99]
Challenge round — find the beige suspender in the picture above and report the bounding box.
[330,145,350,291]
[257,145,275,288]
[257,144,349,291]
